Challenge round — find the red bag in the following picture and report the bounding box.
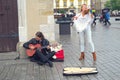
[54,49,64,61]
[55,49,64,59]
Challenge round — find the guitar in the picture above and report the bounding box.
[26,44,51,57]
[26,44,41,57]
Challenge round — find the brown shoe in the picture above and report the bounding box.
[79,52,85,60]
[92,52,96,61]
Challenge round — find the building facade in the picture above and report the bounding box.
[91,0,108,14]
[101,0,108,9]
[2,0,109,52]
[53,0,91,13]
[91,0,101,14]
[54,0,91,8]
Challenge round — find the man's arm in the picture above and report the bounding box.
[23,38,34,49]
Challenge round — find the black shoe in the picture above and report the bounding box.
[37,61,44,65]
[48,61,53,67]
[104,24,107,26]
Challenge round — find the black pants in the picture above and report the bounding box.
[105,19,111,25]
[31,50,55,63]
[93,18,96,25]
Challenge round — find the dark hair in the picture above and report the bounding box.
[35,31,45,39]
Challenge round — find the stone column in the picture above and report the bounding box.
[17,0,28,58]
[17,0,28,42]
[81,0,84,4]
[53,0,56,9]
[67,0,71,8]
[59,0,64,8]
[88,0,91,8]
[74,0,78,8]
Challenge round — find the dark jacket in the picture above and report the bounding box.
[23,38,49,49]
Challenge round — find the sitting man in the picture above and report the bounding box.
[23,31,55,67]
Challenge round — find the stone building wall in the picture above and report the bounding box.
[18,0,55,42]
[26,0,55,41]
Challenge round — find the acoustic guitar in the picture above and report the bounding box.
[26,44,50,57]
[26,44,41,57]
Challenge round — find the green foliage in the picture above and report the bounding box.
[104,0,112,9]
[59,10,66,14]
[105,0,120,10]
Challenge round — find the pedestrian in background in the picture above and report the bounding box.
[104,12,111,25]
[73,4,96,61]
[92,12,97,25]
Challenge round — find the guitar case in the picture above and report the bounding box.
[63,67,98,76]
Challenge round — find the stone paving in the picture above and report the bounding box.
[0,17,120,80]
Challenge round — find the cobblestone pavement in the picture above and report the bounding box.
[0,17,120,80]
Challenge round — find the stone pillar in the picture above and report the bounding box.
[53,0,56,9]
[88,0,91,8]
[81,0,84,4]
[74,0,78,8]
[59,0,64,8]
[67,0,71,8]
[17,0,28,42]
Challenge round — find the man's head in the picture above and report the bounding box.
[35,31,44,40]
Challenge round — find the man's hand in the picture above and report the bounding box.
[29,45,35,50]
[47,45,51,49]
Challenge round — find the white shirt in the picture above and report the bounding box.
[74,12,93,32]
